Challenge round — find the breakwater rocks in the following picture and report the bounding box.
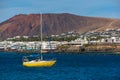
[55,43,120,53]
[85,43,120,52]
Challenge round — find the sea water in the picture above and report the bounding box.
[0,52,120,80]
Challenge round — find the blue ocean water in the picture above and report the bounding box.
[0,52,120,80]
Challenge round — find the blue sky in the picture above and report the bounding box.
[0,0,120,23]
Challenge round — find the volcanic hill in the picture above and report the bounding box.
[0,13,120,40]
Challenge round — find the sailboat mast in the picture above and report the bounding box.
[40,13,43,60]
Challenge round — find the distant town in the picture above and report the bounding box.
[1,29,120,53]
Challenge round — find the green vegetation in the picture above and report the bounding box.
[7,35,79,42]
[49,36,79,42]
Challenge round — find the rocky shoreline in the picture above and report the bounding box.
[54,43,120,53]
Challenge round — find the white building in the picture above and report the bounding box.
[70,37,88,46]
[41,41,58,50]
[101,37,120,43]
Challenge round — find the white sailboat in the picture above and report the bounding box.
[22,14,56,67]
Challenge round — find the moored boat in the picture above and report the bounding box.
[22,13,56,67]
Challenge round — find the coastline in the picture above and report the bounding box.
[1,43,120,54]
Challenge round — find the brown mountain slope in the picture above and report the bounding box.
[0,13,120,40]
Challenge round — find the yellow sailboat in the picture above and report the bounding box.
[22,14,56,67]
[23,59,56,67]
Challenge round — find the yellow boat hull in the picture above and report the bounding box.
[23,60,56,67]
